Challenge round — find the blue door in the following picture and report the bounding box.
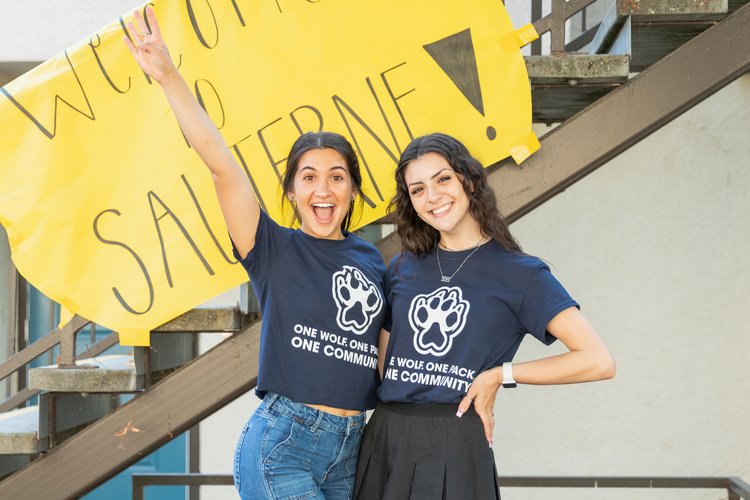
[83,430,188,500]
[27,286,189,499]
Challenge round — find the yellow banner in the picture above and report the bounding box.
[0,0,537,345]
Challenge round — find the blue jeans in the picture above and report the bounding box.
[234,392,366,500]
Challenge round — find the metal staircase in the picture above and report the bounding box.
[0,312,259,499]
[0,305,254,497]
[1,0,749,498]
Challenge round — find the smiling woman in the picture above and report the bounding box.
[123,6,387,500]
[403,152,476,244]
[281,134,363,240]
[354,133,615,500]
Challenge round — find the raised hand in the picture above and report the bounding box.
[121,4,260,258]
[123,6,176,84]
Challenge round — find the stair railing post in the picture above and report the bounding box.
[532,0,600,56]
[9,269,28,397]
[57,315,93,369]
[551,0,567,55]
[531,0,543,55]
[48,393,58,448]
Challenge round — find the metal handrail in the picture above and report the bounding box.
[0,315,90,382]
[0,304,252,412]
[732,477,750,499]
[0,314,123,411]
[0,387,38,413]
[132,474,233,500]
[131,474,750,500]
[530,0,601,54]
[0,330,120,413]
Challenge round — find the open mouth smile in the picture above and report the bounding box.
[312,202,336,223]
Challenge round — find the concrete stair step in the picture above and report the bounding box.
[525,0,750,122]
[152,306,251,333]
[589,0,741,70]
[0,407,39,455]
[27,321,216,393]
[527,54,630,124]
[29,355,143,393]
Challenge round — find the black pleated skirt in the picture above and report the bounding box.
[354,402,501,500]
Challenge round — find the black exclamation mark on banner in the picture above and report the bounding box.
[423,28,496,140]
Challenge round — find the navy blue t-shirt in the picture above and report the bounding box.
[377,241,578,404]
[234,211,386,410]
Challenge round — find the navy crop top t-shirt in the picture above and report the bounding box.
[234,210,386,410]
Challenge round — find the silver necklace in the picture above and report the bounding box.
[436,236,485,283]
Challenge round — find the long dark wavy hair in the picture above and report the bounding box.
[282,131,363,231]
[391,133,522,256]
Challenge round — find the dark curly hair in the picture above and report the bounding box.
[282,131,363,231]
[390,133,521,256]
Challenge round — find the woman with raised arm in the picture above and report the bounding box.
[124,7,386,499]
[354,133,615,500]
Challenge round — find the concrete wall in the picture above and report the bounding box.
[0,0,142,85]
[499,75,750,499]
[0,0,142,62]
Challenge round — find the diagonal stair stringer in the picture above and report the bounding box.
[0,321,261,499]
[378,3,750,262]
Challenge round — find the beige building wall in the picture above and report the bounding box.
[0,0,141,62]
[499,75,750,499]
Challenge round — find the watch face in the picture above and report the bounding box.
[503,382,517,389]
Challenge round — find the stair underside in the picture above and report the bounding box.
[0,393,117,456]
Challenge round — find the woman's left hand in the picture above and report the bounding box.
[456,366,501,447]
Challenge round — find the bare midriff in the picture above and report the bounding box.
[305,403,362,417]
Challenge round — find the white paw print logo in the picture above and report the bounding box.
[409,286,470,356]
[332,266,383,335]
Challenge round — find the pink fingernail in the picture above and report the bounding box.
[456,408,465,418]
[488,438,494,448]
